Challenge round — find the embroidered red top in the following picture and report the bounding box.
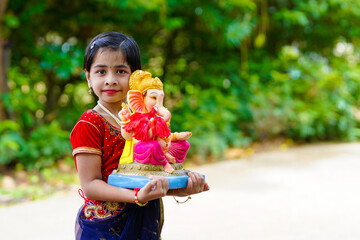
[70,109,125,182]
[70,109,126,220]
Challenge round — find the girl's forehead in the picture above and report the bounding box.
[93,48,128,65]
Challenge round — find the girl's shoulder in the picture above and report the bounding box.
[72,109,122,139]
[79,109,103,122]
[72,109,105,133]
[81,109,121,131]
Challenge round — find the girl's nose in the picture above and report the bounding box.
[105,74,117,85]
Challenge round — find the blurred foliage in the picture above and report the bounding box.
[1,0,360,169]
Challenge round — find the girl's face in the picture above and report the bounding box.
[85,48,131,106]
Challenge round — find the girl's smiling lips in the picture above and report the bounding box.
[103,89,119,94]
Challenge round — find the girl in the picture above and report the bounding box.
[70,32,209,240]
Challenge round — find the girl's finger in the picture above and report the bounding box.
[203,182,210,191]
[149,176,160,191]
[158,179,168,196]
[156,178,163,191]
[193,174,202,193]
[198,175,205,190]
[165,177,169,187]
[191,172,205,193]
[189,172,197,184]
[150,180,157,191]
[164,179,170,194]
[187,175,194,193]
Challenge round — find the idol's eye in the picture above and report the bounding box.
[151,96,157,100]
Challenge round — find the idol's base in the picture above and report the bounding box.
[108,173,192,189]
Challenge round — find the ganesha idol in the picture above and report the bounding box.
[117,70,192,175]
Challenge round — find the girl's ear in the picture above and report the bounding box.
[84,70,91,87]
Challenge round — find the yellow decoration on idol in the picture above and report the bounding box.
[129,70,163,93]
[119,102,135,164]
[119,138,135,164]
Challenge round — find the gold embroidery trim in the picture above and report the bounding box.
[84,201,123,219]
[73,147,102,156]
[77,120,101,133]
[70,120,101,136]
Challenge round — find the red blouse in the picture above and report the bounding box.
[70,109,125,182]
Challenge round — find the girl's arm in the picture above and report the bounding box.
[76,153,169,203]
[167,172,210,197]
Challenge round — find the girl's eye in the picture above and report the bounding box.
[96,70,106,74]
[117,69,127,74]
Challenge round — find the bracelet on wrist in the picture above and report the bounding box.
[134,188,148,207]
[172,132,178,141]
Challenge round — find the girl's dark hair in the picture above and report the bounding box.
[84,32,141,73]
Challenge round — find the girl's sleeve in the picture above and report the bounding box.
[70,119,103,157]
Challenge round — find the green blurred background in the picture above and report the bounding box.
[1,0,360,173]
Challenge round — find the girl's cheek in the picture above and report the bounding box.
[122,77,131,86]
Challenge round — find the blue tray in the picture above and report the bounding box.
[108,173,204,189]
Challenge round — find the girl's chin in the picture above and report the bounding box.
[99,97,126,104]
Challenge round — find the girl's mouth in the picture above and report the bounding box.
[103,90,118,94]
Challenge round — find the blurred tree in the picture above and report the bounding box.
[0,0,9,121]
[1,0,360,169]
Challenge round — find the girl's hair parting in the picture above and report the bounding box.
[84,32,142,73]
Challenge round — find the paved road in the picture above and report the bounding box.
[1,142,359,240]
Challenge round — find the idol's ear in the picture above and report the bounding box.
[127,90,147,113]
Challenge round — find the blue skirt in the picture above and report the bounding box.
[75,199,163,240]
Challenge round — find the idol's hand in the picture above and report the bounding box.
[137,175,169,203]
[119,104,130,122]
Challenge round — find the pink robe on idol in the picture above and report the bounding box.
[123,108,190,166]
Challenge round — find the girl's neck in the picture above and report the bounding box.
[96,100,123,115]
[95,100,124,127]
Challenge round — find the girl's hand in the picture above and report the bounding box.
[171,172,210,197]
[137,175,169,203]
